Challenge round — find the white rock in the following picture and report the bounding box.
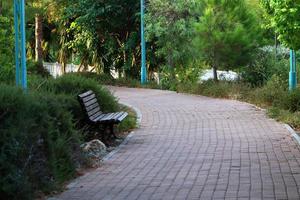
[80,139,107,160]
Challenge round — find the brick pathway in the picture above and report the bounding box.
[58,87,300,200]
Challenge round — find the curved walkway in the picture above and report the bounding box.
[58,87,300,200]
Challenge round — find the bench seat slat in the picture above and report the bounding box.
[78,90,93,98]
[83,98,98,107]
[99,113,116,121]
[114,112,128,122]
[87,107,101,117]
[111,112,124,121]
[92,113,114,122]
[89,111,103,121]
[82,94,96,103]
[85,102,100,112]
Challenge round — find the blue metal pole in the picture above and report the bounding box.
[14,0,20,86]
[289,49,297,91]
[20,0,27,90]
[140,0,147,84]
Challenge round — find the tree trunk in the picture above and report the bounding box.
[61,62,66,74]
[35,14,43,64]
[0,1,2,16]
[168,54,176,81]
[275,32,278,61]
[212,65,218,82]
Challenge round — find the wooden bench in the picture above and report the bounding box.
[78,90,128,140]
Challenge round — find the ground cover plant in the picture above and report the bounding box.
[0,84,81,199]
[0,74,136,199]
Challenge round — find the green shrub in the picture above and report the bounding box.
[278,88,300,112]
[32,73,119,113]
[0,84,82,199]
[268,107,300,129]
[158,66,177,91]
[75,72,162,90]
[194,80,249,99]
[29,74,126,140]
[117,105,137,133]
[241,50,289,87]
[0,17,14,84]
[246,75,287,106]
[75,72,115,85]
[27,60,51,78]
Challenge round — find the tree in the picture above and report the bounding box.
[0,0,2,16]
[27,0,45,64]
[35,13,43,63]
[0,16,14,82]
[194,0,262,81]
[62,0,141,77]
[146,0,202,81]
[261,0,300,50]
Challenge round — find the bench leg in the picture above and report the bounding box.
[109,124,120,139]
[100,124,110,145]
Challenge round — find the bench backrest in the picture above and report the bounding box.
[78,90,102,121]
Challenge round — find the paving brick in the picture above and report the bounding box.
[54,87,300,200]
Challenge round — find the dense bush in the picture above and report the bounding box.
[48,74,119,113]
[241,51,289,86]
[278,88,300,112]
[0,73,127,199]
[193,80,249,99]
[0,17,14,84]
[268,107,300,129]
[27,61,51,78]
[75,72,161,90]
[29,74,119,126]
[246,75,287,106]
[75,72,116,85]
[0,84,81,199]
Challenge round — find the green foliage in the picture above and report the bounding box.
[246,75,286,106]
[146,0,201,78]
[195,80,249,99]
[278,88,300,112]
[194,0,262,77]
[76,72,161,90]
[159,66,178,91]
[0,73,132,199]
[159,65,202,91]
[262,0,300,50]
[268,107,300,129]
[241,50,289,86]
[28,74,119,135]
[48,74,119,112]
[0,16,14,83]
[75,72,115,85]
[0,84,81,199]
[27,60,51,77]
[117,105,137,133]
[62,0,141,76]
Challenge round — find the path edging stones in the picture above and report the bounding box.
[284,124,300,145]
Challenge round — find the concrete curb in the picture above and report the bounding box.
[284,124,300,145]
[103,101,142,161]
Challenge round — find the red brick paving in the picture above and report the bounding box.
[57,87,300,200]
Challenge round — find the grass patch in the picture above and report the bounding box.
[267,107,300,130]
[117,105,137,134]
